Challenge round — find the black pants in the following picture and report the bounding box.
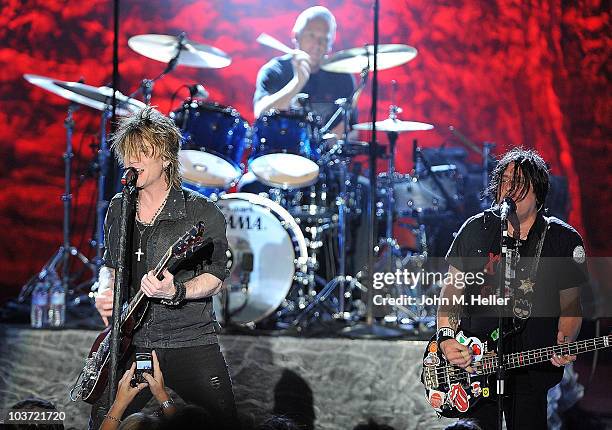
[466,390,548,430]
[89,343,237,429]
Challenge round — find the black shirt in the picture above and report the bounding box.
[254,54,357,128]
[445,209,588,389]
[103,186,230,348]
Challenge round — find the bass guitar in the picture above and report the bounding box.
[421,329,611,417]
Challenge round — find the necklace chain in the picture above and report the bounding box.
[134,191,170,262]
[136,191,170,226]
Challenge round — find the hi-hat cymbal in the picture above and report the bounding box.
[352,118,434,133]
[24,74,145,116]
[128,34,231,69]
[321,44,417,74]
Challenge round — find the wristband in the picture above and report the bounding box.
[160,398,175,409]
[436,327,456,345]
[161,280,186,306]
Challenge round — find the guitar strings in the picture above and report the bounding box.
[426,336,610,387]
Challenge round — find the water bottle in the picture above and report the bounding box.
[30,279,49,328]
[48,274,66,328]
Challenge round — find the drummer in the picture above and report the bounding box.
[241,5,357,194]
[253,5,355,135]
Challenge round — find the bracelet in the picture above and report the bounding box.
[161,280,186,306]
[160,398,175,409]
[104,414,121,423]
[436,327,456,345]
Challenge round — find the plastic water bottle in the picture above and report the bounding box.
[30,279,49,328]
[48,274,66,328]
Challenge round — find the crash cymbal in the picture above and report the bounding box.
[352,118,434,133]
[321,44,417,74]
[24,74,145,116]
[128,34,231,69]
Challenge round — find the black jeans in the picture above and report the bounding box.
[89,343,237,429]
[465,390,548,430]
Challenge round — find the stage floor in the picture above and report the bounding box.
[1,325,610,429]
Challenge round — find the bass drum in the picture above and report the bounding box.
[213,193,308,325]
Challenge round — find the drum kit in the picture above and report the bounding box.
[23,32,486,335]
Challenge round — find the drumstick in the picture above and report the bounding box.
[256,33,295,55]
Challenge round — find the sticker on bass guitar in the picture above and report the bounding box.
[449,383,470,413]
[456,331,485,362]
[482,387,490,398]
[423,352,440,367]
[470,381,482,398]
[428,390,446,411]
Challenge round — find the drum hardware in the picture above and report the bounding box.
[128,33,232,69]
[127,32,231,104]
[19,74,145,303]
[212,193,308,327]
[18,96,97,305]
[249,110,321,189]
[23,74,145,116]
[173,100,250,189]
[320,44,418,74]
[291,95,366,328]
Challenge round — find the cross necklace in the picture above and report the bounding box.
[134,193,169,262]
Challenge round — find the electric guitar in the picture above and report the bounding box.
[70,222,208,403]
[420,329,611,417]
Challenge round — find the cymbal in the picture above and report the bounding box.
[24,74,145,116]
[128,34,231,69]
[352,118,434,133]
[321,44,417,74]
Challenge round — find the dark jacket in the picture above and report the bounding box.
[103,186,230,348]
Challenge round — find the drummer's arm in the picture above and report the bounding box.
[330,122,358,141]
[254,79,302,118]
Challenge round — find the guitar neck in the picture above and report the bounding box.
[477,335,611,375]
[119,248,173,325]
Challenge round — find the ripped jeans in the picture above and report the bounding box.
[89,343,237,429]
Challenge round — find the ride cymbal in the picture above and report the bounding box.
[321,44,417,74]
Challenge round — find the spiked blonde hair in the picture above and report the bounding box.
[110,106,182,189]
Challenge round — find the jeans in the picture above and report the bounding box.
[89,343,237,429]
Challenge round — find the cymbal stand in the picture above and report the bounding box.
[19,102,96,303]
[129,32,187,104]
[292,98,363,327]
[90,106,113,277]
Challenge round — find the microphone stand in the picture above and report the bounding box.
[497,213,518,430]
[108,173,138,404]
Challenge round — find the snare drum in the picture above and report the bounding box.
[248,111,320,189]
[173,101,249,188]
[213,193,308,325]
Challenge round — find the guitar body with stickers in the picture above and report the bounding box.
[420,329,611,418]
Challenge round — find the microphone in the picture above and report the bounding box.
[188,84,209,99]
[499,197,516,221]
[121,167,138,187]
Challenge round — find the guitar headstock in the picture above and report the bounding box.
[171,222,207,259]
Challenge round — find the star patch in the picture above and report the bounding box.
[518,279,535,294]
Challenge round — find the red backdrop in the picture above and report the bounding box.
[0,0,609,298]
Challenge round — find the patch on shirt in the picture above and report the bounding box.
[572,245,585,264]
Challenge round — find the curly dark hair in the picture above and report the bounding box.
[486,147,550,209]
